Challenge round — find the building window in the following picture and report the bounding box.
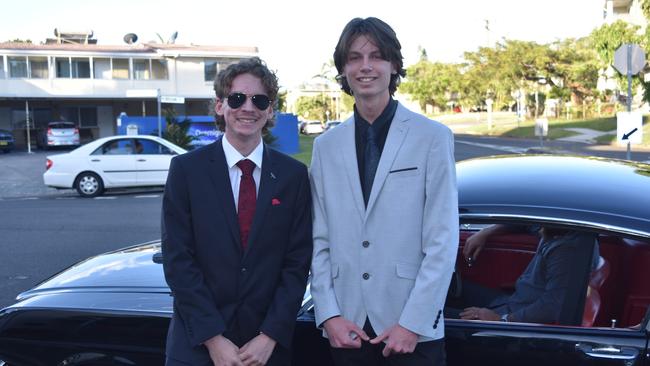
[29,57,49,79]
[0,55,5,79]
[204,58,235,82]
[134,58,168,80]
[134,59,149,80]
[151,59,168,79]
[60,106,98,127]
[112,58,130,79]
[55,57,70,78]
[71,58,90,78]
[93,58,111,79]
[8,56,27,78]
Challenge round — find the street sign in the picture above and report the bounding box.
[161,96,185,104]
[534,118,548,137]
[616,111,643,145]
[613,44,646,75]
[125,89,159,98]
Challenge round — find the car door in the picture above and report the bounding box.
[445,223,650,366]
[89,138,137,186]
[134,139,176,185]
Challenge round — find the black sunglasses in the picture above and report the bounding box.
[226,93,272,110]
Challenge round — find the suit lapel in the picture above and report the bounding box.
[245,144,276,257]
[206,138,241,252]
[340,119,367,220]
[365,103,410,216]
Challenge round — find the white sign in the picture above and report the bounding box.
[534,118,548,137]
[613,44,646,75]
[616,111,643,145]
[161,96,185,104]
[126,89,159,98]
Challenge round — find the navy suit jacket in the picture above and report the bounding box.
[161,137,312,364]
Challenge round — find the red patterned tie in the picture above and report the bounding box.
[237,159,256,250]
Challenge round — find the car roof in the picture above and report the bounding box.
[457,155,650,238]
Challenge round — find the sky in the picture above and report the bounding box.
[2,0,606,88]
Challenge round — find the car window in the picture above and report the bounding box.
[135,139,173,155]
[447,220,640,329]
[49,122,75,129]
[92,139,134,155]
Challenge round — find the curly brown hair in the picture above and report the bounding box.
[212,57,279,132]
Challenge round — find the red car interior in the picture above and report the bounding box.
[456,231,650,328]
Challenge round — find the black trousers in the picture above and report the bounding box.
[329,319,446,366]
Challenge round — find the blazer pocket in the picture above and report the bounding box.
[396,263,419,279]
[388,166,419,178]
[331,264,340,279]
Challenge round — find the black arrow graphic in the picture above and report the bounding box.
[622,127,638,140]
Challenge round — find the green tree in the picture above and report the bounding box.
[294,95,333,121]
[401,61,462,111]
[161,109,196,150]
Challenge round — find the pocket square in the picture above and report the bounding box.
[271,198,281,206]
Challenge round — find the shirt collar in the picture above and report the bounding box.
[222,135,264,169]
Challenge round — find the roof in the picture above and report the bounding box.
[457,155,650,238]
[0,42,258,57]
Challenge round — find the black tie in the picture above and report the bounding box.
[364,127,380,206]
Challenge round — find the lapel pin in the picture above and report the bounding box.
[272,198,281,206]
[270,172,276,179]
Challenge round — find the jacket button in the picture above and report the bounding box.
[362,241,369,248]
[241,267,247,273]
[362,273,370,280]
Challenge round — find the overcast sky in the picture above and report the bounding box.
[2,0,605,88]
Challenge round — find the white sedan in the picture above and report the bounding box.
[43,135,187,197]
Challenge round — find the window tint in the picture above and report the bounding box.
[135,139,173,155]
[94,139,134,155]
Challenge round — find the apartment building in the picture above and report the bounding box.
[0,32,257,147]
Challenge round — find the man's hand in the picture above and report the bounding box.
[462,231,488,263]
[239,333,276,366]
[459,307,500,321]
[369,324,418,357]
[323,316,369,348]
[204,335,243,366]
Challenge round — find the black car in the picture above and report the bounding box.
[1,155,649,366]
[0,129,15,153]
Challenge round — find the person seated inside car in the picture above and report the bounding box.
[448,224,598,324]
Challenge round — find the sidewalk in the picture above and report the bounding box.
[557,128,614,144]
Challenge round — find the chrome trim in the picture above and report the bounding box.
[459,214,650,239]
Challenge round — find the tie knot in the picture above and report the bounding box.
[237,159,256,176]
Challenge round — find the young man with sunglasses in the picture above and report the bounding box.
[310,17,458,365]
[162,57,312,366]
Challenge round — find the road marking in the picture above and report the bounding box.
[15,197,39,201]
[135,195,161,198]
[94,196,117,200]
[456,140,529,154]
[55,197,77,200]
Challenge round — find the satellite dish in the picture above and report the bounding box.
[123,33,138,45]
[168,31,178,44]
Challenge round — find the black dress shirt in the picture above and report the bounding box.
[354,98,398,198]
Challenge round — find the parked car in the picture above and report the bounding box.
[324,120,342,131]
[37,121,80,149]
[302,120,324,135]
[0,129,15,153]
[3,155,650,365]
[43,135,187,197]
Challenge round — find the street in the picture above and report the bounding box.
[0,137,649,309]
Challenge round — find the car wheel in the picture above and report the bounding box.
[75,172,104,198]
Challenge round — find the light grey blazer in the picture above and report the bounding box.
[309,102,459,341]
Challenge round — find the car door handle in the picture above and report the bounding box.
[576,343,639,360]
[91,159,100,162]
[137,159,146,162]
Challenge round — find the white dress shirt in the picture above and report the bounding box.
[221,135,263,212]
